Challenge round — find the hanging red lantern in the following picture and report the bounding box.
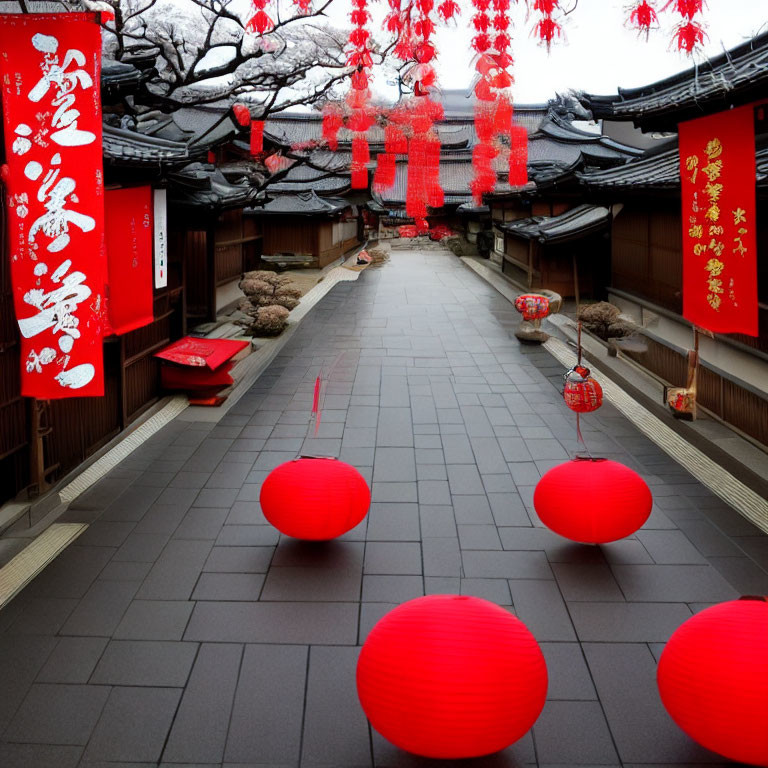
[657,599,768,767]
[533,458,653,543]
[662,0,706,52]
[514,293,549,321]
[563,365,603,413]
[628,1,658,35]
[322,104,344,151]
[351,165,369,189]
[385,125,408,154]
[373,153,397,192]
[357,595,548,759]
[232,103,251,127]
[260,457,371,540]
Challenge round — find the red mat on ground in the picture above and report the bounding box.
[154,337,248,370]
[161,361,234,391]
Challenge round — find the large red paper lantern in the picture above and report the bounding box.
[514,293,550,321]
[260,457,370,540]
[533,458,652,543]
[658,599,768,766]
[357,595,548,759]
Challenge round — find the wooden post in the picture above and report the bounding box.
[206,220,216,323]
[572,253,581,311]
[527,240,533,289]
[692,327,700,420]
[28,398,50,497]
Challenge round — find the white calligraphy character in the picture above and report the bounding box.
[27,33,95,147]
[25,155,95,252]
[26,347,57,374]
[18,258,92,358]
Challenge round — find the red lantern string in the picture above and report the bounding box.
[246,0,274,34]
[373,153,397,192]
[292,0,312,13]
[509,123,528,186]
[322,104,344,151]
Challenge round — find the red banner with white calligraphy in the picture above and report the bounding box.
[0,13,106,397]
[105,186,154,335]
[679,106,758,336]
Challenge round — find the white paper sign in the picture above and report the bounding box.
[153,188,168,289]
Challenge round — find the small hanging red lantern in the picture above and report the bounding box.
[628,1,658,36]
[246,0,274,35]
[514,293,550,321]
[232,103,251,127]
[662,0,706,53]
[563,365,603,413]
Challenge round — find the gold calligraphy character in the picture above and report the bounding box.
[705,138,723,160]
[702,159,723,182]
[708,225,724,236]
[707,240,724,257]
[704,204,720,223]
[688,224,703,239]
[693,244,707,256]
[685,154,699,184]
[704,182,723,202]
[733,207,746,225]
[733,238,747,256]
[705,258,725,276]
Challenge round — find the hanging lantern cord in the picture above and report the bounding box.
[574,320,592,458]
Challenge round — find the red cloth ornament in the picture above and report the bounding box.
[657,599,768,767]
[429,224,453,240]
[398,225,418,238]
[663,0,703,18]
[385,125,408,154]
[357,595,548,759]
[514,293,549,321]
[260,457,371,540]
[250,120,264,155]
[534,16,562,46]
[322,106,344,151]
[373,153,397,191]
[493,13,510,30]
[351,166,369,189]
[533,458,653,543]
[473,13,490,31]
[563,365,603,413]
[246,9,274,34]
[352,136,370,165]
[155,337,248,370]
[673,20,705,53]
[232,104,251,127]
[415,41,436,62]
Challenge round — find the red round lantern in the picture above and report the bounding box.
[563,365,603,413]
[514,294,550,322]
[259,457,370,540]
[356,595,548,759]
[533,458,652,543]
[658,599,768,766]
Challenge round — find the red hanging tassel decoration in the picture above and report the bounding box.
[437,0,460,21]
[662,0,706,53]
[293,0,312,13]
[385,125,408,154]
[250,120,264,156]
[351,166,369,189]
[246,0,274,35]
[509,123,528,187]
[322,104,344,151]
[373,153,397,192]
[352,136,370,166]
[531,0,561,50]
[628,1,658,36]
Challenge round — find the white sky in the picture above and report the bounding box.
[323,0,768,104]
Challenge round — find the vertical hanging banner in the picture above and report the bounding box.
[105,186,154,335]
[679,105,758,336]
[153,188,168,289]
[0,13,106,397]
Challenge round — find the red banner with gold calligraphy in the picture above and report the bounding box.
[0,13,105,397]
[105,186,154,335]
[679,106,758,336]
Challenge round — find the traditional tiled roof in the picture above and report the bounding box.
[500,204,611,243]
[579,141,768,191]
[101,60,152,98]
[102,124,192,167]
[168,164,260,212]
[578,32,768,131]
[246,191,349,216]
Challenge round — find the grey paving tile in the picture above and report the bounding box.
[367,503,420,540]
[362,574,424,602]
[203,545,274,573]
[84,687,181,763]
[453,494,495,524]
[100,485,164,522]
[377,407,414,446]
[551,563,626,602]
[163,643,242,765]
[172,507,228,539]
[137,540,213,600]
[5,596,77,636]
[498,437,534,462]
[0,744,82,768]
[98,561,152,582]
[488,493,531,526]
[459,577,511,605]
[25,545,113,599]
[112,532,170,563]
[91,640,197,686]
[225,645,307,765]
[583,642,718,763]
[114,601,195,640]
[507,580,576,641]
[371,482,418,503]
[36,637,108,684]
[458,524,503,550]
[365,542,422,575]
[636,530,709,564]
[270,539,364,568]
[216,525,280,546]
[447,464,485,494]
[194,488,239,507]
[569,601,694,642]
[60,580,139,637]
[601,539,654,564]
[441,433,474,464]
[540,642,597,701]
[373,447,416,482]
[132,503,189,536]
[416,463,447,480]
[302,646,372,767]
[706,555,768,593]
[4,683,110,745]
[610,564,740,602]
[184,601,358,643]
[77,521,135,548]
[462,550,553,579]
[417,479,451,505]
[422,537,461,577]
[419,505,457,537]
[260,566,360,601]
[533,700,620,765]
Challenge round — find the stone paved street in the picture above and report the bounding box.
[1,249,767,768]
